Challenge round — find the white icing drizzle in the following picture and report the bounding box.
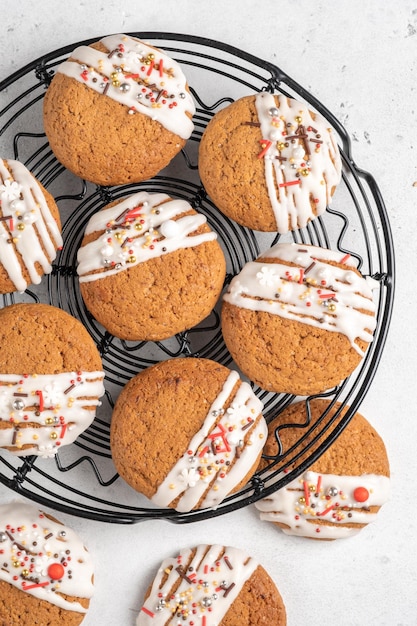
[137,544,258,625]
[254,92,342,233]
[223,242,377,356]
[56,34,195,139]
[0,371,105,457]
[77,191,217,283]
[0,159,63,293]
[0,501,94,613]
[151,371,266,512]
[255,470,390,539]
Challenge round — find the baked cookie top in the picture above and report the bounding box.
[137,544,286,625]
[43,34,195,185]
[0,159,62,293]
[255,399,390,539]
[110,358,267,512]
[0,501,94,615]
[0,303,105,458]
[199,93,342,232]
[223,242,377,357]
[77,191,226,341]
[55,34,195,139]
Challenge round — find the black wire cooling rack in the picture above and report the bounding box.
[0,32,395,524]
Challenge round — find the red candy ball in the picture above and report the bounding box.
[353,486,369,503]
[47,562,65,580]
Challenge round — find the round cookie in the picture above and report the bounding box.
[110,358,267,512]
[221,242,377,396]
[0,303,105,457]
[0,501,94,625]
[43,34,195,186]
[255,399,390,539]
[136,544,286,625]
[0,158,63,294]
[199,93,342,233]
[77,191,226,341]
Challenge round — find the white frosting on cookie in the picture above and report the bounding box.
[0,371,105,457]
[0,159,63,293]
[255,470,390,539]
[56,34,195,139]
[223,242,377,356]
[254,92,342,233]
[77,191,217,283]
[137,544,258,625]
[0,501,94,613]
[151,370,266,512]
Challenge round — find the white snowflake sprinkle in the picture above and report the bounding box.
[0,179,22,201]
[179,467,199,488]
[256,266,276,286]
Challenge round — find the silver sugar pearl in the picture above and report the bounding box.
[328,486,338,497]
[268,107,279,117]
[80,64,87,70]
[179,92,186,99]
[58,530,66,538]
[12,399,25,411]
[212,593,218,600]
[119,83,131,93]
[201,597,212,607]
[0,531,7,543]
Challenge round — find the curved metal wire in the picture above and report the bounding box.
[0,33,394,524]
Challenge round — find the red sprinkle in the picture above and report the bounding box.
[257,139,273,159]
[319,503,336,517]
[303,481,310,506]
[146,60,155,76]
[279,180,301,187]
[36,390,44,412]
[141,606,155,618]
[22,581,49,590]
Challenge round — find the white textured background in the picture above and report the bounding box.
[1,2,416,625]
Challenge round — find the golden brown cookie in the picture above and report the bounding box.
[110,358,267,512]
[255,399,390,539]
[0,303,105,457]
[43,34,195,186]
[77,191,226,341]
[199,93,342,233]
[221,242,377,395]
[0,501,93,625]
[136,544,286,625]
[0,158,62,294]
